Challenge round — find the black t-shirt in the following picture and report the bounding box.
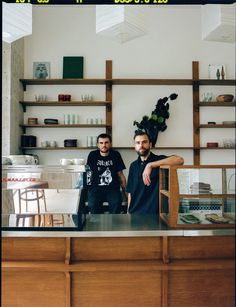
[87,149,126,189]
[126,152,167,214]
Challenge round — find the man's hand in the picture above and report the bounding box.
[142,163,153,185]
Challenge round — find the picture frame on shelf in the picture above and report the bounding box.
[63,56,84,79]
[208,64,226,80]
[33,62,50,79]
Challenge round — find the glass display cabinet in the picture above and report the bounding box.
[1,165,88,230]
[159,165,235,228]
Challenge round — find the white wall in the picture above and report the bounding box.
[22,5,235,170]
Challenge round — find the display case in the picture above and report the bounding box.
[159,165,235,228]
[1,165,88,230]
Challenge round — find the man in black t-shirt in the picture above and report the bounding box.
[127,131,184,214]
[87,133,126,214]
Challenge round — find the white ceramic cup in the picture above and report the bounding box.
[9,155,37,165]
[49,140,57,147]
[60,158,73,166]
[41,141,49,148]
[2,156,12,165]
[72,158,85,165]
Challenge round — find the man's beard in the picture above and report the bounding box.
[100,148,109,153]
[136,148,150,157]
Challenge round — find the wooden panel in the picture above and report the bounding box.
[168,270,235,307]
[71,237,162,261]
[2,271,66,307]
[2,238,66,261]
[192,61,200,165]
[169,236,235,259]
[72,271,162,307]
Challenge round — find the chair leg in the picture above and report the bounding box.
[18,190,22,214]
[42,190,47,212]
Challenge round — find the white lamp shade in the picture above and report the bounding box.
[96,5,147,43]
[3,2,32,44]
[201,4,235,43]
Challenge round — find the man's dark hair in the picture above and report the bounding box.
[97,133,112,143]
[133,130,151,142]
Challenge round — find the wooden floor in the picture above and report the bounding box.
[2,236,235,307]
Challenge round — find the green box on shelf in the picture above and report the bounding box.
[63,56,84,79]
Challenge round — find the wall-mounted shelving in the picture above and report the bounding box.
[192,61,235,165]
[19,60,235,163]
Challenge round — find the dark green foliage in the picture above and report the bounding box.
[133,93,178,146]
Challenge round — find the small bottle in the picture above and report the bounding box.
[221,66,225,80]
[216,69,220,80]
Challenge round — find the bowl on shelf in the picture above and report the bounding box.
[44,118,59,124]
[216,95,234,103]
[64,139,77,147]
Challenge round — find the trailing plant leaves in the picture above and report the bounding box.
[169,93,178,100]
[133,93,178,145]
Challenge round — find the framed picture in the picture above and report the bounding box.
[33,62,50,79]
[208,64,226,80]
[63,56,84,79]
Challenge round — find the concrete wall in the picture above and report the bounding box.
[2,39,24,156]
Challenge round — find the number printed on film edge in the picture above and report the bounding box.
[13,0,236,5]
[14,0,168,4]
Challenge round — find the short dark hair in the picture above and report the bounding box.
[97,133,112,143]
[133,130,151,142]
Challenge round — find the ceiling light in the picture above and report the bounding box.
[3,2,32,44]
[96,5,147,43]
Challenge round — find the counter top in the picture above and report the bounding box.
[2,214,235,237]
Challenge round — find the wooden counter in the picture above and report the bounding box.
[2,215,235,307]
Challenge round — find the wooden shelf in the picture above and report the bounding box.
[20,147,97,150]
[20,146,196,151]
[199,124,235,128]
[179,194,235,198]
[199,102,235,107]
[198,80,235,86]
[20,78,235,88]
[20,124,110,128]
[115,147,195,150]
[20,78,109,91]
[111,79,193,85]
[20,146,235,151]
[19,101,111,112]
[200,147,235,149]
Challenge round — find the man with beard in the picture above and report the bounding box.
[86,133,126,214]
[127,130,184,214]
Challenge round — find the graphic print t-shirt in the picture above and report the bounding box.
[87,149,126,189]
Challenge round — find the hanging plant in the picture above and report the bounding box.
[133,93,178,147]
